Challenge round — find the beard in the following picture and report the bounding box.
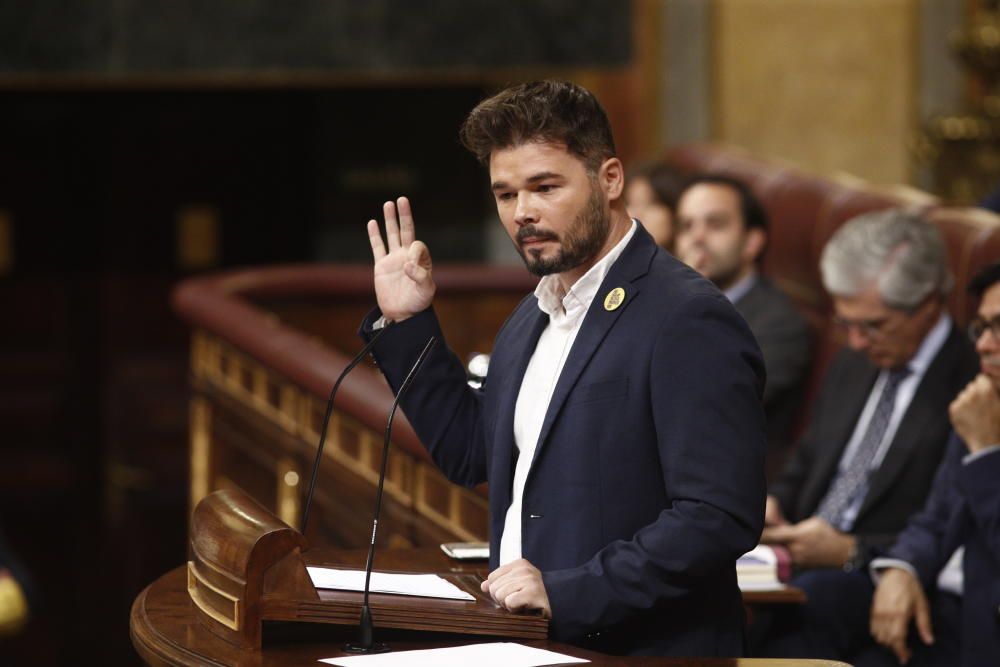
[683,239,745,290]
[515,183,610,277]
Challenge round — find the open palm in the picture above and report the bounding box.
[368,196,436,322]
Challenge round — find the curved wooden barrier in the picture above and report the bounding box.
[172,263,537,549]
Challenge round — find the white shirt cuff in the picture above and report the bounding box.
[869,557,919,586]
[372,315,391,331]
[962,444,1000,465]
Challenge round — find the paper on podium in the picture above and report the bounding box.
[320,641,589,666]
[307,567,476,601]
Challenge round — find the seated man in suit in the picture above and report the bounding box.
[359,81,767,656]
[755,209,979,657]
[864,261,1000,667]
[674,175,811,477]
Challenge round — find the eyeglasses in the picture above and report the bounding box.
[968,315,1000,343]
[833,315,894,340]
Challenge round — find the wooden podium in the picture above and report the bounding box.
[185,486,547,650]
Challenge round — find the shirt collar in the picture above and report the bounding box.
[534,220,638,323]
[724,270,759,305]
[904,312,952,377]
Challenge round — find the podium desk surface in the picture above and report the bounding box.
[131,548,830,667]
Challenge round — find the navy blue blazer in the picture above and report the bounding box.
[886,433,1000,666]
[361,226,768,656]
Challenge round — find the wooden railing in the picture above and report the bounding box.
[172,264,537,550]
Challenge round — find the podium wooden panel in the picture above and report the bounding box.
[184,486,546,649]
[130,567,848,667]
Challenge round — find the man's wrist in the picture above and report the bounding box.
[869,557,918,585]
[842,535,864,572]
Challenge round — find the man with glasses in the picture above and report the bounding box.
[863,261,1000,667]
[755,209,979,657]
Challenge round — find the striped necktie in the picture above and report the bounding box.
[816,366,911,531]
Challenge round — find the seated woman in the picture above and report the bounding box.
[624,160,684,253]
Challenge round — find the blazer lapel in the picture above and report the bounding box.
[530,231,656,467]
[490,304,548,509]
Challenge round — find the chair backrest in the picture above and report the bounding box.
[662,143,1000,436]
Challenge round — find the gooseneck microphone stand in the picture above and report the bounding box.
[300,324,389,535]
[345,336,438,654]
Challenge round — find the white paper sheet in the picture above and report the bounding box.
[319,641,589,666]
[306,567,475,601]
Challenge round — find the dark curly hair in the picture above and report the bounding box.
[459,80,616,174]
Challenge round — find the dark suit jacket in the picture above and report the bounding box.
[886,434,1000,667]
[361,226,768,656]
[770,322,979,561]
[733,277,811,470]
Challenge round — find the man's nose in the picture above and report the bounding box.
[686,221,707,244]
[514,193,537,226]
[846,327,871,352]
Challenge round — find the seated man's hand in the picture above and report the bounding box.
[870,567,934,665]
[764,494,788,527]
[949,374,1000,454]
[761,516,854,568]
[481,559,551,618]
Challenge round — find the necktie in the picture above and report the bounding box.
[816,366,911,531]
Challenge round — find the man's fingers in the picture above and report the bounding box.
[915,597,935,645]
[367,219,386,261]
[760,527,782,544]
[890,635,911,665]
[397,196,415,246]
[383,200,401,250]
[404,242,433,284]
[500,589,534,613]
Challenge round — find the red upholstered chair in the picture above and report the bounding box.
[660,143,999,443]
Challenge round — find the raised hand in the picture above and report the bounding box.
[368,197,436,322]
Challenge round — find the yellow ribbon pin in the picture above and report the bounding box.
[604,287,626,311]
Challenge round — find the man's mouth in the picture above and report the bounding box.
[517,229,558,247]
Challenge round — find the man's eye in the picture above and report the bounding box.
[538,184,555,193]
[497,192,514,202]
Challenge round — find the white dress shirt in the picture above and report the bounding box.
[830,313,952,529]
[498,221,637,566]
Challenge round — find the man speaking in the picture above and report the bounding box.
[359,81,766,656]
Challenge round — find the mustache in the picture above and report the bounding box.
[516,225,559,245]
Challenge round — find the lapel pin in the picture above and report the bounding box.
[604,287,626,311]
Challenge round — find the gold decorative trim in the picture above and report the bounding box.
[190,396,212,512]
[190,330,490,542]
[187,561,240,631]
[276,457,301,528]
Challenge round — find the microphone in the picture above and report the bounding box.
[300,324,390,535]
[345,335,438,654]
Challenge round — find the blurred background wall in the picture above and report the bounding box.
[0,0,977,664]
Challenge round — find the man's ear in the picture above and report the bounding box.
[743,227,767,264]
[600,157,625,201]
